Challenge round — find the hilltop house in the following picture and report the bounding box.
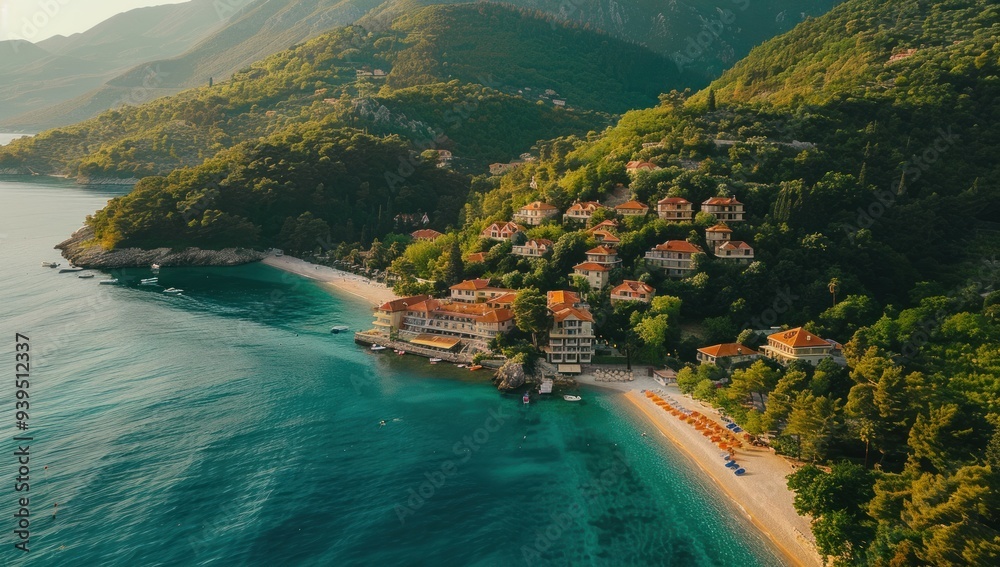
[512,238,553,258]
[563,201,604,223]
[450,279,515,304]
[544,291,595,373]
[585,245,620,265]
[465,252,486,264]
[610,280,655,304]
[702,196,745,223]
[592,230,620,246]
[615,200,649,217]
[626,161,660,174]
[761,327,834,366]
[411,229,444,241]
[705,223,733,251]
[481,221,523,241]
[696,343,760,366]
[715,241,754,264]
[571,262,611,289]
[514,201,560,226]
[644,240,703,278]
[657,197,694,223]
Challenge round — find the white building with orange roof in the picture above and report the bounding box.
[705,223,733,251]
[481,221,523,241]
[587,219,620,233]
[696,343,760,366]
[585,245,620,265]
[449,279,515,303]
[657,197,694,222]
[514,201,560,226]
[592,230,620,246]
[761,327,834,366]
[372,295,432,336]
[545,290,595,372]
[512,238,553,258]
[563,201,605,223]
[702,196,745,223]
[399,298,515,348]
[614,200,650,217]
[610,280,655,304]
[644,240,703,277]
[571,262,612,289]
[715,241,754,264]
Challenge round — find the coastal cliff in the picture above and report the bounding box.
[56,226,267,268]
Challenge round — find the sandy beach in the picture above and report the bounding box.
[261,254,399,307]
[575,370,821,567]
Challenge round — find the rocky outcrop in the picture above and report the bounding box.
[56,226,266,268]
[76,176,140,185]
[493,360,527,391]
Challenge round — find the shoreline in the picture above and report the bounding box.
[261,254,398,307]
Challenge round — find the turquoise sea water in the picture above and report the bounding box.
[0,174,785,566]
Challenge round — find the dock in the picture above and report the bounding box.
[353,331,474,364]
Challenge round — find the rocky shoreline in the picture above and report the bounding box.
[56,226,267,268]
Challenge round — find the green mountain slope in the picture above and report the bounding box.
[0,0,225,127]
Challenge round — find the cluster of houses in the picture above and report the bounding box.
[697,327,842,369]
[476,195,754,282]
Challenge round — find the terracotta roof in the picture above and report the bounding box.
[573,262,611,272]
[547,290,580,308]
[658,197,691,205]
[465,252,486,263]
[611,280,655,295]
[450,278,492,291]
[615,200,649,211]
[411,229,444,239]
[566,201,603,213]
[378,294,431,312]
[553,306,595,323]
[652,240,703,254]
[767,327,831,348]
[592,230,620,243]
[481,221,522,235]
[586,246,617,255]
[587,220,619,233]
[523,239,553,247]
[718,241,753,251]
[478,309,514,324]
[697,343,760,358]
[489,292,518,305]
[706,223,733,233]
[703,196,743,206]
[520,201,558,211]
[626,161,659,170]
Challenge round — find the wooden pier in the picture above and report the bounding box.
[353,332,474,364]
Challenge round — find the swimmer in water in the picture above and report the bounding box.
[379,420,386,427]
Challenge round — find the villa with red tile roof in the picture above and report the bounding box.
[585,245,620,265]
[614,200,649,217]
[513,201,560,226]
[392,298,515,350]
[587,219,619,233]
[715,241,754,264]
[563,201,605,223]
[696,343,760,366]
[449,279,515,303]
[465,252,486,264]
[372,295,432,334]
[411,229,444,241]
[481,221,523,241]
[610,280,655,304]
[626,161,660,174]
[702,196,745,223]
[571,262,611,289]
[761,327,834,366]
[512,238,554,258]
[591,230,620,246]
[545,291,595,372]
[644,240,703,278]
[657,197,694,222]
[705,223,733,251]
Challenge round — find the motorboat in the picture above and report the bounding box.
[78,273,95,279]
[140,277,159,286]
[151,263,161,271]
[370,345,387,351]
[163,288,184,295]
[456,364,467,368]
[429,358,442,364]
[41,261,59,268]
[522,392,530,404]
[99,279,119,285]
[59,267,83,273]
[563,395,582,402]
[468,365,482,371]
[330,326,349,334]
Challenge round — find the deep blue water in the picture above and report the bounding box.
[0,175,785,566]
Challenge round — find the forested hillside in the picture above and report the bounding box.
[0,4,675,180]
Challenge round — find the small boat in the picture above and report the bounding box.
[370,345,387,351]
[522,392,530,404]
[563,395,582,402]
[59,267,83,273]
[78,273,95,279]
[99,279,119,285]
[330,325,349,334]
[468,365,482,371]
[41,261,59,268]
[396,350,406,356]
[429,358,442,364]
[456,364,467,368]
[163,288,183,295]
[151,263,161,271]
